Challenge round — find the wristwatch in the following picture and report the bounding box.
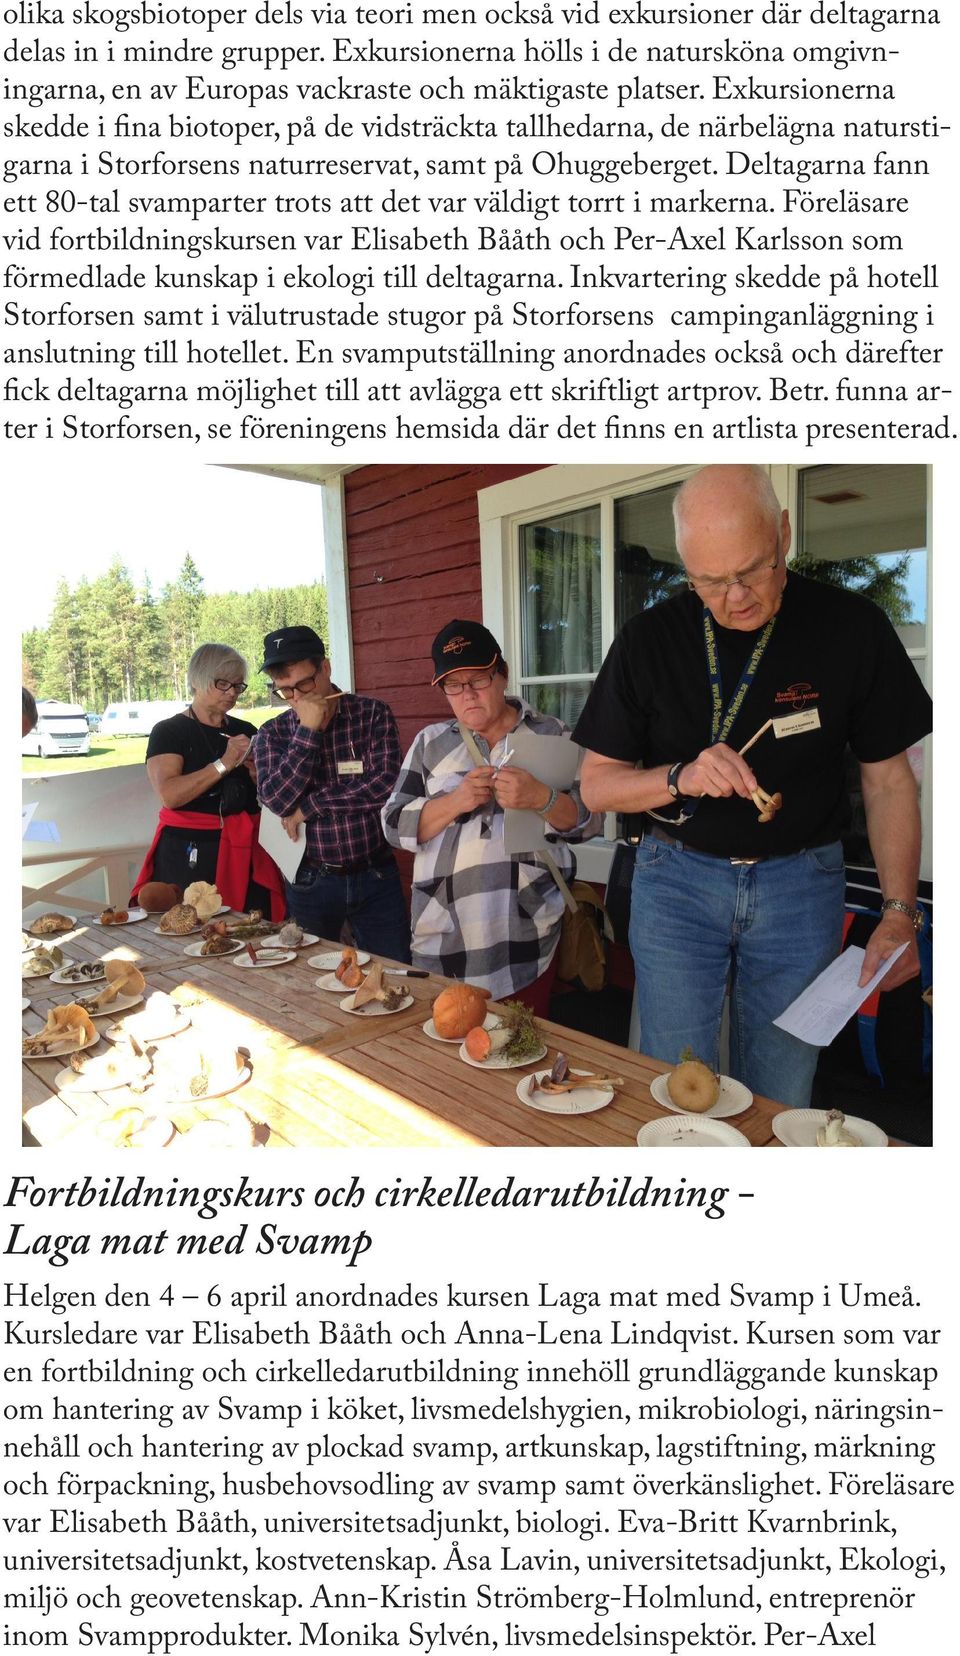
[666,761,687,799]
[212,757,227,776]
[881,898,923,932]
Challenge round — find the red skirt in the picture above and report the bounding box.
[131,808,285,921]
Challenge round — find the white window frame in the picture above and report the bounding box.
[478,464,932,885]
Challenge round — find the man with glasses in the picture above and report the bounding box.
[251,626,411,960]
[575,465,932,1109]
[382,620,600,1010]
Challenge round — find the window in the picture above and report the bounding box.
[796,463,929,874]
[519,506,600,726]
[480,463,932,882]
[516,481,689,723]
[796,463,927,663]
[614,486,688,632]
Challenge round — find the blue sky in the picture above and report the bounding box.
[18,463,326,630]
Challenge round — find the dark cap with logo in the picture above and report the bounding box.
[260,626,326,672]
[431,619,504,685]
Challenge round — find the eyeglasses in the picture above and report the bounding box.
[214,679,247,694]
[685,551,780,598]
[441,672,497,697]
[273,671,323,701]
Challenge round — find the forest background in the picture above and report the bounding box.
[21,555,329,714]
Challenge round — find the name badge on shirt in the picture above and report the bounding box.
[773,709,821,738]
[337,759,364,775]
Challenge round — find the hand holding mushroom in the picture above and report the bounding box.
[676,743,758,801]
[736,721,783,824]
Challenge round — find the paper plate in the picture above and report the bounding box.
[53,1052,150,1094]
[155,1062,252,1107]
[96,908,149,926]
[26,914,77,938]
[308,949,371,971]
[125,1115,179,1149]
[182,939,244,958]
[650,1071,752,1120]
[48,961,107,987]
[21,997,30,1013]
[316,971,357,993]
[637,1117,750,1148]
[422,1012,500,1044]
[104,1004,192,1044]
[517,1070,615,1116]
[22,955,67,980]
[63,990,144,1020]
[772,1109,888,1149]
[233,949,298,970]
[93,1107,148,1145]
[339,992,414,1017]
[23,1027,99,1063]
[459,1041,548,1071]
[175,1107,259,1150]
[259,932,320,950]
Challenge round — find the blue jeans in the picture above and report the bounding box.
[286,859,412,964]
[628,836,846,1110]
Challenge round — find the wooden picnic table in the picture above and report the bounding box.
[22,914,788,1150]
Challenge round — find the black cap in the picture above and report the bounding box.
[260,626,326,672]
[431,619,504,685]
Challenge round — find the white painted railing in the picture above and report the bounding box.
[22,767,157,921]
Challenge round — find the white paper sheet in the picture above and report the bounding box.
[22,802,61,844]
[501,728,583,855]
[23,819,61,844]
[773,941,911,1047]
[257,804,306,884]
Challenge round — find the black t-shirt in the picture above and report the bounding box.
[146,712,259,818]
[572,574,933,858]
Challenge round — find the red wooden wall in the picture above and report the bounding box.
[344,463,546,752]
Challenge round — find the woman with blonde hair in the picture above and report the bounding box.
[131,643,284,916]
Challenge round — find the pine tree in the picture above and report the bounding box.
[42,579,81,702]
[94,559,140,701]
[161,554,205,698]
[22,632,43,693]
[137,572,166,697]
[74,579,102,711]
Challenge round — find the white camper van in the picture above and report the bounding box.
[100,700,183,737]
[22,701,91,759]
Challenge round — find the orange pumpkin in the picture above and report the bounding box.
[432,983,491,1041]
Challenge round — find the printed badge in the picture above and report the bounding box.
[773,709,821,738]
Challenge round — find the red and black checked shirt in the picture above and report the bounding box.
[252,693,402,868]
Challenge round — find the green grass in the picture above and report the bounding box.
[21,707,281,777]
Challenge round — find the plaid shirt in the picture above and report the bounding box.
[253,692,402,869]
[381,700,600,999]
